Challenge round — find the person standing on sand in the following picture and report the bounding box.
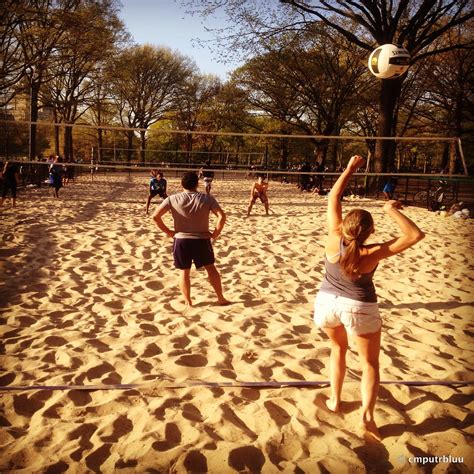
[152,171,230,307]
[146,169,168,215]
[1,161,20,208]
[49,156,63,198]
[247,174,269,216]
[314,155,425,442]
[200,161,214,195]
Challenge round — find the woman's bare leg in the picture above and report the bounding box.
[354,329,382,441]
[322,325,348,412]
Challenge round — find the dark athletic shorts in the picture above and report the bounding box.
[150,190,166,198]
[251,191,267,203]
[2,182,17,199]
[173,238,215,269]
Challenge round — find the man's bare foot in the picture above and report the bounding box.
[217,298,231,306]
[361,419,382,442]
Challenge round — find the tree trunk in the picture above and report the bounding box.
[235,142,240,166]
[441,143,449,171]
[448,141,456,174]
[97,96,103,162]
[186,133,192,163]
[29,81,40,160]
[63,125,73,161]
[314,139,329,167]
[97,128,103,162]
[53,110,60,155]
[374,78,404,172]
[126,131,134,162]
[327,140,338,171]
[279,136,289,169]
[140,130,146,162]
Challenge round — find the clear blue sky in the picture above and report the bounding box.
[119,0,239,79]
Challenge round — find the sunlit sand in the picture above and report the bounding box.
[1,174,473,472]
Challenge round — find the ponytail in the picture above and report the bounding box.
[340,237,362,280]
[339,209,374,281]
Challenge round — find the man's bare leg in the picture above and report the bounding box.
[179,269,192,306]
[247,199,255,217]
[204,264,230,305]
[146,195,152,214]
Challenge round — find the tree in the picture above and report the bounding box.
[0,1,26,107]
[107,44,193,162]
[232,26,369,168]
[418,25,474,172]
[186,0,473,172]
[40,0,126,160]
[172,73,222,162]
[6,0,83,159]
[281,0,473,172]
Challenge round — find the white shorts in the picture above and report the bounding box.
[314,291,381,336]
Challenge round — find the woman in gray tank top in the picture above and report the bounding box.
[314,155,425,442]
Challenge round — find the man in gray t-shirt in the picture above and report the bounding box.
[153,172,230,307]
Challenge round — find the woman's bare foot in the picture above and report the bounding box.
[217,298,231,306]
[361,419,382,442]
[325,397,339,412]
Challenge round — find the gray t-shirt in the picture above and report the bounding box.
[158,191,221,239]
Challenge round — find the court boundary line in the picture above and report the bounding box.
[1,379,472,392]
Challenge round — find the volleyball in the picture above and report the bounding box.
[368,44,410,79]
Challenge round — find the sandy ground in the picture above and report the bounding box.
[0,173,473,473]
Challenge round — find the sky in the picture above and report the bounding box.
[119,0,240,79]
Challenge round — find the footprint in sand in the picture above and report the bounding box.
[145,281,164,291]
[264,400,292,427]
[182,403,204,422]
[85,444,111,472]
[228,446,266,472]
[100,414,133,443]
[152,422,181,451]
[175,354,208,367]
[183,451,208,472]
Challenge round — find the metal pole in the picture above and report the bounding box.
[457,138,468,175]
[28,80,33,160]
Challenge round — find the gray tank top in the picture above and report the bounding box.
[319,239,377,303]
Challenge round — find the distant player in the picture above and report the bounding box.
[1,161,20,208]
[201,161,214,195]
[247,174,269,216]
[49,156,63,198]
[146,170,168,215]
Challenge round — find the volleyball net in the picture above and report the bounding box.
[1,118,472,208]
[0,118,468,170]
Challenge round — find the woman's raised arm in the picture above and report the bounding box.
[369,200,425,261]
[327,155,365,234]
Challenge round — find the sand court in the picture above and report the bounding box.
[0,174,473,472]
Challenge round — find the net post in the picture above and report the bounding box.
[448,140,456,174]
[457,138,468,175]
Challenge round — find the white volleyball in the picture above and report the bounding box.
[368,44,410,79]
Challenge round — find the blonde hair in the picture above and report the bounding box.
[339,209,374,280]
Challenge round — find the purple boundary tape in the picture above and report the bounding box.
[0,379,472,392]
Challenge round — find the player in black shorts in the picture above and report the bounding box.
[152,172,230,307]
[146,170,168,215]
[1,161,20,208]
